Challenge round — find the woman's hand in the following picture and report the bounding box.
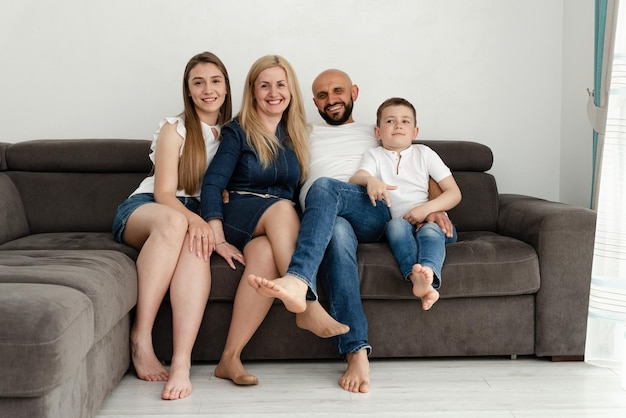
[214,241,245,270]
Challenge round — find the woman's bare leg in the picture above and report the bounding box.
[124,204,188,382]
[214,237,276,385]
[161,233,212,400]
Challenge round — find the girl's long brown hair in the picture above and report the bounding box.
[178,52,232,194]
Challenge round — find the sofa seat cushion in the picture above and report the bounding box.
[0,232,138,260]
[0,283,94,397]
[0,250,137,341]
[358,231,540,299]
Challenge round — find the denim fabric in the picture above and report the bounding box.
[111,193,200,243]
[221,193,287,251]
[385,219,457,288]
[319,218,372,357]
[287,177,391,356]
[201,118,300,221]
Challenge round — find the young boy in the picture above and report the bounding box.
[349,97,462,310]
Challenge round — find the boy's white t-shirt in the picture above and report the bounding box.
[300,122,378,209]
[131,116,221,198]
[358,144,452,219]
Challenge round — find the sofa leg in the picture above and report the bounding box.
[550,355,584,362]
[511,354,517,360]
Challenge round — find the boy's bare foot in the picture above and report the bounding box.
[131,335,169,381]
[214,356,259,386]
[409,264,440,310]
[247,274,308,313]
[339,349,370,393]
[161,364,192,400]
[295,301,350,338]
[421,288,440,310]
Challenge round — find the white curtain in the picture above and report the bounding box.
[585,0,626,390]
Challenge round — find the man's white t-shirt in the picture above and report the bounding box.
[358,144,451,219]
[300,122,378,209]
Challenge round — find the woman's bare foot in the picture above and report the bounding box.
[339,349,371,393]
[214,356,259,386]
[295,301,350,338]
[131,334,169,381]
[161,364,192,400]
[409,264,440,310]
[247,274,308,313]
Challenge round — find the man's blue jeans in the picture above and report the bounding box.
[287,177,390,356]
[385,218,457,288]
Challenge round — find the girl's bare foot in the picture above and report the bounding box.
[247,274,308,313]
[409,264,440,310]
[161,364,192,400]
[214,356,259,386]
[131,335,169,381]
[295,301,350,338]
[339,349,370,393]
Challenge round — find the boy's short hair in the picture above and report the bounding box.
[376,97,417,127]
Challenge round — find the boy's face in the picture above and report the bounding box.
[374,105,419,152]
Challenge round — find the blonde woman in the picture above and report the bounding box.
[201,55,348,385]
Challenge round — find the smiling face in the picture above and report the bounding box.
[253,66,291,120]
[312,69,358,125]
[187,62,228,125]
[375,104,419,152]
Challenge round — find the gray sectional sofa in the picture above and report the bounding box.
[0,138,596,418]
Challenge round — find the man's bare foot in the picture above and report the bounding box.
[214,356,259,386]
[295,301,350,338]
[409,264,440,310]
[339,349,370,393]
[247,274,308,313]
[131,336,169,381]
[161,364,192,400]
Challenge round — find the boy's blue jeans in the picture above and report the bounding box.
[385,218,457,289]
[287,177,391,356]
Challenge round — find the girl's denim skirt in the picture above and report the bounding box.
[112,193,200,243]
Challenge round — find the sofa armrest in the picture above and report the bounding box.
[497,193,596,357]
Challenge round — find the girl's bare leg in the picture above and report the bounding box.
[214,237,276,385]
[124,204,188,382]
[161,233,212,400]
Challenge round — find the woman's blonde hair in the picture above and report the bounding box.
[179,52,232,194]
[238,55,309,181]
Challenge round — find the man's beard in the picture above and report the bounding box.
[319,100,354,125]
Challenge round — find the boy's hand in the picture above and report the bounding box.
[365,177,397,207]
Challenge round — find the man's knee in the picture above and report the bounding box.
[328,217,357,251]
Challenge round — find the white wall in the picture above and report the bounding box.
[0,0,594,207]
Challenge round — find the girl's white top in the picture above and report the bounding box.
[131,116,221,198]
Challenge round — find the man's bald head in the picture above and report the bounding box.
[312,69,359,125]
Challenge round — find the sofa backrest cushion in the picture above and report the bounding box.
[5,139,152,233]
[0,173,30,244]
[420,140,498,232]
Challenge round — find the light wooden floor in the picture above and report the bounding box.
[96,356,626,417]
